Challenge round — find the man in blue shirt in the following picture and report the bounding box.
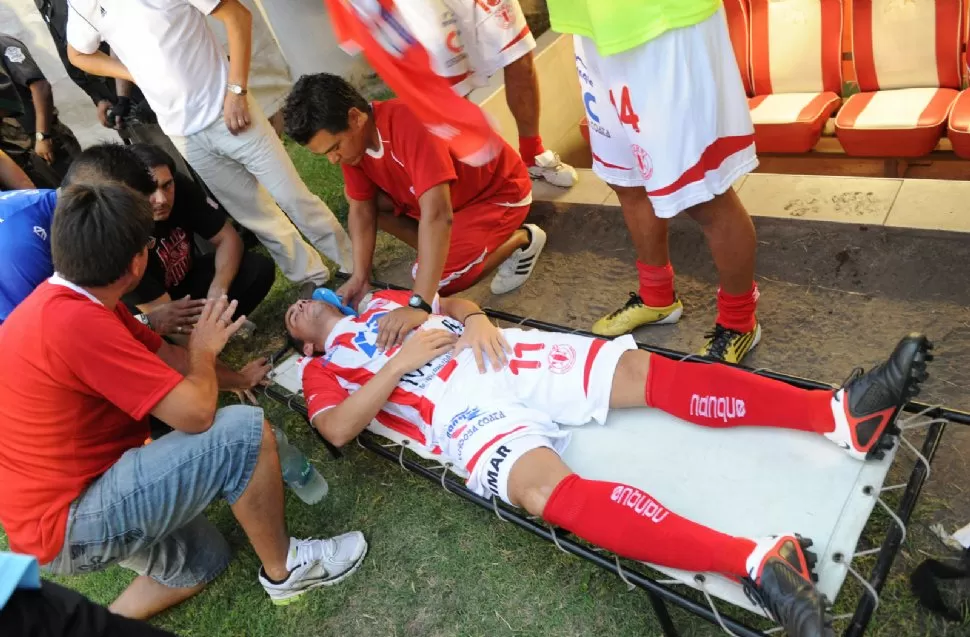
[0,188,57,323]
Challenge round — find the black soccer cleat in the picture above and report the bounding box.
[825,333,933,461]
[743,535,835,637]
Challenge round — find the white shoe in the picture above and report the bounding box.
[528,149,579,188]
[259,533,368,605]
[490,224,547,295]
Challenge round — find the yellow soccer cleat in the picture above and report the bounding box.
[591,293,684,337]
[699,322,762,364]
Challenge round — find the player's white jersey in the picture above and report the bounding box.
[301,290,466,448]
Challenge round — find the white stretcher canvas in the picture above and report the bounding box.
[268,353,896,617]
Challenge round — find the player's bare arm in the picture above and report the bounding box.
[312,329,459,446]
[438,297,511,372]
[210,0,254,134]
[376,183,454,350]
[337,195,379,309]
[66,45,135,83]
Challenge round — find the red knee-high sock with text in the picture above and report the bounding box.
[637,261,676,307]
[646,353,836,433]
[542,474,755,577]
[716,284,759,333]
[519,135,546,165]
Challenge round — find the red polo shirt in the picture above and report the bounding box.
[341,99,531,218]
[0,279,183,563]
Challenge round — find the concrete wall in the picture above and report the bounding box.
[470,31,591,169]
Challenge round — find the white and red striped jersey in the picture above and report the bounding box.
[301,289,465,447]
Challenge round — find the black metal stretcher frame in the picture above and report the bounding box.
[261,278,968,637]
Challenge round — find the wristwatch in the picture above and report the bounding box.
[35,131,51,141]
[134,313,154,331]
[226,83,248,96]
[408,293,432,313]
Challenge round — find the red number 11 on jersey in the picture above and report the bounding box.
[508,342,544,375]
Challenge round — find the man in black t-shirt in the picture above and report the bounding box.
[123,144,275,335]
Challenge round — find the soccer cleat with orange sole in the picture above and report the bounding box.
[827,333,933,461]
[743,534,834,637]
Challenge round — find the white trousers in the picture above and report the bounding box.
[170,97,353,283]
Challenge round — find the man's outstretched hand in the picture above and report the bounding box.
[336,275,372,313]
[188,295,246,358]
[376,306,428,352]
[454,314,510,373]
[147,296,206,336]
[231,357,272,404]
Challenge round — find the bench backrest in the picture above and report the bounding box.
[750,0,844,95]
[724,0,754,96]
[851,0,963,91]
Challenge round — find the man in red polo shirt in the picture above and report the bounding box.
[283,72,547,349]
[0,181,367,619]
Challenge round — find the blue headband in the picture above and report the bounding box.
[311,288,357,316]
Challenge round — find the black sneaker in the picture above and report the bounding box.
[826,333,933,460]
[743,534,834,637]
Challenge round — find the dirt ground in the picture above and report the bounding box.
[376,200,970,541]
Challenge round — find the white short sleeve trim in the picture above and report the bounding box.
[188,0,222,16]
[66,2,103,54]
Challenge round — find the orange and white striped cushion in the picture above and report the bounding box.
[852,0,963,91]
[749,93,840,124]
[750,0,843,95]
[837,88,958,129]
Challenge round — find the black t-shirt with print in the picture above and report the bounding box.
[126,173,227,305]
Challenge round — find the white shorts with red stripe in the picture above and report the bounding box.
[430,329,637,504]
[397,0,536,97]
[574,7,758,218]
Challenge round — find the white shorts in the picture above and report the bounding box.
[431,329,638,504]
[574,7,758,217]
[397,0,536,96]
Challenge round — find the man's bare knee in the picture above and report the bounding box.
[507,448,573,517]
[609,350,651,408]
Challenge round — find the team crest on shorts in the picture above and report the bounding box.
[483,0,515,29]
[548,344,576,374]
[631,145,653,181]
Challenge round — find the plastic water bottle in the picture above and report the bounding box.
[273,427,329,504]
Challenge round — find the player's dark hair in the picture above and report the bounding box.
[61,142,155,196]
[128,143,177,178]
[52,183,154,287]
[283,72,372,143]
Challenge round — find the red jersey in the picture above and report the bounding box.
[325,0,505,166]
[0,278,183,562]
[302,290,468,448]
[341,99,531,220]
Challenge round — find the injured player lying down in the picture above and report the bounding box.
[284,289,932,637]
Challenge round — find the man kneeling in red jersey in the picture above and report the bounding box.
[285,290,932,637]
[283,73,547,349]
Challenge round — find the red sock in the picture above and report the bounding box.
[646,353,836,433]
[543,474,755,577]
[519,135,546,165]
[636,261,676,307]
[716,284,759,333]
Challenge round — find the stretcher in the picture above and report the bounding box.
[261,280,965,637]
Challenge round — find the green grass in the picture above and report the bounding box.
[3,141,966,637]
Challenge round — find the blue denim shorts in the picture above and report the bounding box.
[44,405,264,588]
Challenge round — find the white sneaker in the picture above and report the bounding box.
[258,533,368,605]
[490,224,547,295]
[528,149,579,188]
